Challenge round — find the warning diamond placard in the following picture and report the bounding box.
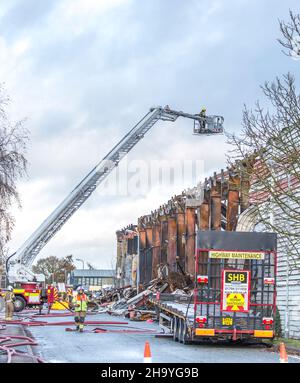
[221,270,250,312]
[226,293,245,311]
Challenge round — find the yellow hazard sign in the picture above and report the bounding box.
[226,293,245,311]
[222,317,233,326]
[221,269,250,312]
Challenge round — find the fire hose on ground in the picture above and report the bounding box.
[0,319,130,326]
[0,330,45,363]
[1,318,159,334]
[18,304,100,317]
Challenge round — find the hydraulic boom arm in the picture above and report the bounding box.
[7,106,224,282]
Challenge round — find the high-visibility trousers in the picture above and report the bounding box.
[74,311,87,330]
[5,302,14,320]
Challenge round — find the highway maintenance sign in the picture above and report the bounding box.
[209,250,265,260]
[221,270,250,312]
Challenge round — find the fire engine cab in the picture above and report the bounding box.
[0,282,47,312]
[11,282,47,311]
[0,283,72,312]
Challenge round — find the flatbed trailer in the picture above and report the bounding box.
[150,231,277,344]
[149,293,194,343]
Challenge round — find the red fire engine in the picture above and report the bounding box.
[0,283,72,312]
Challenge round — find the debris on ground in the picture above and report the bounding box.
[90,268,194,321]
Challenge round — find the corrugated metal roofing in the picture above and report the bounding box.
[72,269,115,278]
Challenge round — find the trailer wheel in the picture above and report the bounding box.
[178,319,183,343]
[13,296,27,312]
[179,319,187,344]
[173,317,179,342]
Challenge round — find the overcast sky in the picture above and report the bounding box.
[1,0,299,269]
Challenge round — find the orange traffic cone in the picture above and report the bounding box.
[143,341,152,363]
[279,342,288,363]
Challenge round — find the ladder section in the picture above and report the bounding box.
[13,108,167,266]
[9,105,224,272]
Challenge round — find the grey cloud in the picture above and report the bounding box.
[4,0,300,267]
[0,0,58,41]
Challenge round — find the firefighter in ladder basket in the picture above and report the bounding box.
[199,107,206,131]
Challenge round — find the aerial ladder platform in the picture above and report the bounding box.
[6,105,224,283]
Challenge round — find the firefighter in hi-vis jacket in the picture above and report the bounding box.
[5,286,15,321]
[72,286,88,332]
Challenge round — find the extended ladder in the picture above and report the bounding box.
[7,106,223,282]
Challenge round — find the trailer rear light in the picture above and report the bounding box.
[262,317,273,325]
[254,330,273,338]
[197,275,208,283]
[195,328,215,336]
[196,316,207,324]
[264,277,275,285]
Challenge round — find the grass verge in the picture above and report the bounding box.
[272,337,300,349]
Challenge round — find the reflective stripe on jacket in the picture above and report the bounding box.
[5,292,15,303]
[72,293,88,312]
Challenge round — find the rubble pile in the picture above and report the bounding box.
[93,271,194,321]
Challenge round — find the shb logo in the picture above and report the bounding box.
[291,36,300,60]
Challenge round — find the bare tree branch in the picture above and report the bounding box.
[227,73,300,264]
[0,85,28,260]
[278,10,300,59]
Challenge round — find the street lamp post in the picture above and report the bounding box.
[75,258,85,270]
